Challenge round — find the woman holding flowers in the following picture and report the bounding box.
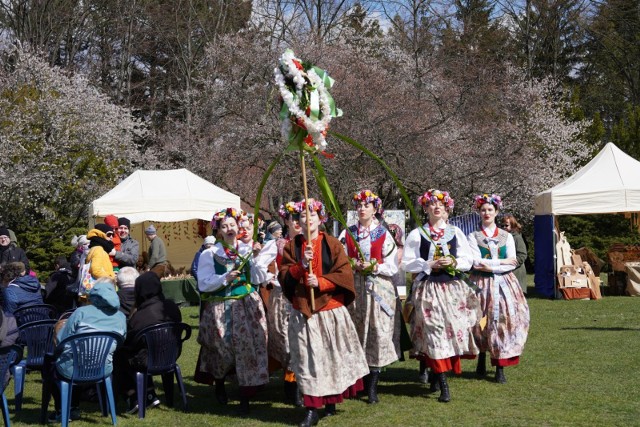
[195,208,271,415]
[279,199,369,427]
[338,189,399,404]
[401,189,480,403]
[467,194,529,384]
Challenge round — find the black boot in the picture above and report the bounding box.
[293,382,304,407]
[237,397,250,416]
[299,408,319,427]
[367,370,380,404]
[437,373,450,403]
[495,366,507,384]
[476,352,487,378]
[428,369,440,393]
[215,379,228,405]
[325,403,336,416]
[418,360,428,384]
[284,380,295,405]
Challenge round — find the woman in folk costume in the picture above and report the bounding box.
[279,199,369,427]
[401,189,481,403]
[195,208,271,415]
[338,189,400,404]
[252,201,305,406]
[467,194,530,384]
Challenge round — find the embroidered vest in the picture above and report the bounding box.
[203,244,254,301]
[345,224,386,263]
[419,225,459,282]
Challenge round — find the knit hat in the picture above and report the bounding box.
[94,224,113,235]
[0,227,9,238]
[204,236,216,246]
[145,225,157,235]
[118,217,131,228]
[267,221,282,234]
[104,215,119,229]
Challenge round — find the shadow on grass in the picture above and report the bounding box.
[560,326,640,331]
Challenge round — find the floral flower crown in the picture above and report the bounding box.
[278,201,298,220]
[352,189,382,210]
[293,199,328,223]
[418,189,455,211]
[211,207,243,230]
[473,193,503,210]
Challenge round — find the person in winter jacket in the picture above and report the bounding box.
[114,217,139,269]
[116,267,139,318]
[0,226,30,272]
[114,272,181,413]
[86,224,116,280]
[43,278,126,421]
[69,235,89,281]
[44,257,76,314]
[1,261,43,315]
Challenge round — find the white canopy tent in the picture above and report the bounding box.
[89,169,241,270]
[535,142,640,215]
[534,143,640,297]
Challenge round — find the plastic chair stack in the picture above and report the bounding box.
[41,332,124,427]
[0,345,23,427]
[132,322,191,418]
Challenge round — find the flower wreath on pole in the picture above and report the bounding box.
[273,49,341,155]
[254,49,475,310]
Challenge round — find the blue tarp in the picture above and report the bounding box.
[534,215,555,298]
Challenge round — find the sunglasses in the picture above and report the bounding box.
[106,231,114,237]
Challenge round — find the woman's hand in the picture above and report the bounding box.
[500,257,519,266]
[252,241,262,256]
[303,244,314,266]
[307,273,319,288]
[226,270,241,283]
[474,261,493,272]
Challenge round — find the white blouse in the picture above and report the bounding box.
[401,224,473,276]
[467,224,516,274]
[338,222,398,277]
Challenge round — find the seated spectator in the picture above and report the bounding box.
[1,262,43,315]
[0,226,30,272]
[43,278,126,422]
[116,267,139,318]
[0,289,19,388]
[114,272,181,414]
[190,236,216,281]
[44,257,76,314]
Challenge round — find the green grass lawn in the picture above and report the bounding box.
[7,277,640,426]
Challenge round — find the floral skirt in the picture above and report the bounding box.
[267,286,293,369]
[471,272,530,361]
[348,274,400,367]
[196,291,269,387]
[289,306,369,397]
[411,278,481,360]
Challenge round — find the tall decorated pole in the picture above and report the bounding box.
[272,49,342,312]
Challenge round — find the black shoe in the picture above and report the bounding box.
[299,408,319,427]
[367,370,380,404]
[237,397,250,416]
[215,379,228,405]
[325,403,336,416]
[495,367,507,384]
[47,408,81,423]
[428,370,440,393]
[146,391,161,409]
[125,396,139,415]
[418,361,428,384]
[437,373,451,403]
[476,352,487,378]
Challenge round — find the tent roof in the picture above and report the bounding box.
[89,169,240,223]
[535,143,640,215]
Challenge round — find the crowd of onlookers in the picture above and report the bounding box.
[0,218,180,421]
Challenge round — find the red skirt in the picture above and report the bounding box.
[302,378,364,408]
